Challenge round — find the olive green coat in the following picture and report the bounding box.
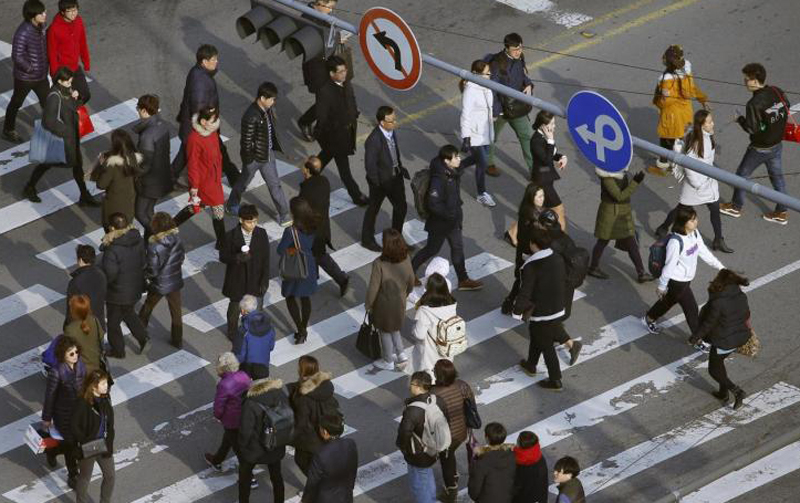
[91,153,143,228]
[64,314,104,374]
[594,172,640,241]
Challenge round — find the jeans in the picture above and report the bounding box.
[411,227,468,282]
[135,195,158,241]
[210,427,238,465]
[647,279,699,333]
[2,78,49,132]
[106,302,148,355]
[380,330,405,363]
[461,144,490,194]
[709,346,738,393]
[227,158,290,223]
[226,296,263,340]
[238,459,283,503]
[361,177,407,243]
[318,150,365,202]
[75,454,114,503]
[731,144,787,212]
[488,115,533,170]
[406,464,437,503]
[526,320,567,381]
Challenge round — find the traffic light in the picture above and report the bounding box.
[236,0,328,61]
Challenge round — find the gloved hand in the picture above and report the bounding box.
[460,137,472,153]
[633,170,646,184]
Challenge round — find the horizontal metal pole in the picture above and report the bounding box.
[256,0,800,213]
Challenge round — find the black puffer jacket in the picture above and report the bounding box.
[425,156,463,235]
[134,114,174,199]
[100,225,146,305]
[42,360,87,442]
[145,228,186,295]
[287,371,341,455]
[71,395,115,460]
[695,284,751,350]
[12,21,48,81]
[240,101,283,165]
[238,378,289,465]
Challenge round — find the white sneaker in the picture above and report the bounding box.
[396,352,409,364]
[279,218,293,228]
[477,192,496,207]
[374,359,395,371]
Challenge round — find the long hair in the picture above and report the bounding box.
[708,269,749,294]
[108,130,139,177]
[68,294,93,335]
[81,369,110,403]
[290,197,320,234]
[379,228,408,263]
[459,60,490,93]
[518,183,544,223]
[532,110,554,130]
[417,273,456,309]
[683,110,715,159]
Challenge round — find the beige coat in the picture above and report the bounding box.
[365,257,415,332]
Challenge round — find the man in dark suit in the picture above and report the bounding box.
[360,106,410,252]
[219,204,270,340]
[314,55,368,206]
[65,244,107,330]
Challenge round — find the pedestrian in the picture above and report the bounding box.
[301,413,359,503]
[553,456,585,503]
[233,296,276,380]
[501,183,545,312]
[651,45,707,173]
[512,227,572,390]
[314,55,369,206]
[90,129,143,230]
[138,212,185,349]
[432,359,476,502]
[2,0,49,144]
[486,32,535,177]
[512,431,548,503]
[530,110,568,231]
[173,106,227,250]
[643,206,725,339]
[460,60,497,208]
[361,106,410,251]
[656,110,734,253]
[409,273,458,376]
[287,355,342,475]
[587,166,654,283]
[42,335,85,488]
[22,66,99,207]
[366,228,416,371]
[133,94,173,242]
[278,197,320,344]
[467,422,516,503]
[65,244,106,330]
[227,81,292,227]
[204,352,252,471]
[720,62,791,225]
[64,295,104,374]
[689,269,751,410]
[100,212,149,358]
[299,156,350,297]
[219,204,270,340]
[396,371,447,503]
[411,145,484,291]
[47,0,91,104]
[71,369,115,503]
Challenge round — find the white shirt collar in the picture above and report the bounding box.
[379,125,394,141]
[522,248,553,268]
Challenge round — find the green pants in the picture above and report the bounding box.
[488,114,534,171]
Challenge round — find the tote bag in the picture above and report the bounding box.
[279,227,309,281]
[29,93,66,164]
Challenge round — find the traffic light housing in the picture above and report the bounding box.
[236,0,328,61]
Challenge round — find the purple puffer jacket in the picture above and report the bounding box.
[12,21,48,82]
[213,370,252,430]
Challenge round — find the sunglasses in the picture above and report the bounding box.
[67,350,79,356]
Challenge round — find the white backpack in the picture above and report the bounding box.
[430,314,468,358]
[408,394,452,457]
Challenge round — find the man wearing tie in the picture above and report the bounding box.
[361,106,410,252]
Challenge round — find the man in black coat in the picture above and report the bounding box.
[314,55,368,206]
[301,413,358,503]
[134,94,173,241]
[65,244,107,330]
[361,106,410,252]
[101,213,149,358]
[219,204,270,340]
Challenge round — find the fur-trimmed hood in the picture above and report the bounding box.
[104,152,143,167]
[102,224,136,246]
[298,371,333,396]
[247,377,284,397]
[474,443,515,457]
[148,227,179,244]
[191,113,221,136]
[594,166,627,179]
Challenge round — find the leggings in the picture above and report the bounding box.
[590,236,645,275]
[709,347,739,393]
[286,296,311,334]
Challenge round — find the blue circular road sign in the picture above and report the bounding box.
[566,91,632,173]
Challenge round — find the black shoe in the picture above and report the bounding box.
[519,359,537,377]
[77,194,100,207]
[637,272,655,283]
[655,225,669,240]
[353,194,369,206]
[298,120,315,142]
[46,450,57,468]
[137,337,150,355]
[588,267,609,280]
[537,379,563,391]
[501,297,514,316]
[67,476,77,489]
[732,388,745,410]
[568,340,583,365]
[712,238,734,254]
[712,389,730,403]
[23,184,42,203]
[362,241,382,252]
[204,453,222,472]
[2,129,23,143]
[339,276,350,297]
[294,331,307,345]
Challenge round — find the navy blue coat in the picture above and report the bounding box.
[42,360,87,442]
[12,21,48,82]
[425,156,463,235]
[145,228,186,295]
[234,311,276,379]
[176,64,218,139]
[65,264,107,329]
[100,226,146,305]
[278,227,319,298]
[134,114,174,199]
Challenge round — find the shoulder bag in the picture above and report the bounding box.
[80,407,108,458]
[460,381,482,429]
[29,93,66,164]
[279,227,309,280]
[356,312,382,359]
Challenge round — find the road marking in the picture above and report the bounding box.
[0,343,49,389]
[0,179,103,235]
[0,350,209,456]
[0,40,12,61]
[495,0,592,28]
[0,284,63,327]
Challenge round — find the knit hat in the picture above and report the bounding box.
[424,257,452,291]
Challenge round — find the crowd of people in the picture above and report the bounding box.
[5,0,792,501]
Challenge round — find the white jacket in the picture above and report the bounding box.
[408,303,458,376]
[659,230,724,290]
[673,131,719,206]
[460,81,494,146]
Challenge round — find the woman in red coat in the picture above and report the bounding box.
[174,106,226,249]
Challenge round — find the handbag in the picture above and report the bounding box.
[77,105,94,138]
[500,95,533,120]
[460,382,482,429]
[356,313,383,359]
[771,87,800,143]
[737,328,761,358]
[29,93,66,164]
[279,227,309,280]
[80,438,108,458]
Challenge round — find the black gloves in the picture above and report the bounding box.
[633,170,645,184]
[460,137,472,153]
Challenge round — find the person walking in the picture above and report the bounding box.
[460,60,497,208]
[314,55,369,205]
[100,212,149,358]
[65,245,106,330]
[204,352,252,471]
[409,273,458,376]
[133,94,173,241]
[138,212,185,349]
[689,269,751,410]
[47,0,91,104]
[71,369,115,503]
[553,456,585,503]
[366,228,416,371]
[299,156,350,297]
[643,206,725,337]
[2,0,49,143]
[468,422,516,503]
[501,184,545,313]
[720,62,792,225]
[90,129,142,230]
[227,82,291,227]
[530,110,568,231]
[301,413,358,503]
[512,431,548,503]
[278,197,320,344]
[656,110,733,253]
[587,167,653,283]
[64,295,104,374]
[233,296,277,380]
[219,204,270,340]
[42,335,86,488]
[411,145,484,291]
[22,66,98,206]
[361,106,410,251]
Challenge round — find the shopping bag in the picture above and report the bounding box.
[29,120,66,164]
[77,105,94,138]
[25,422,59,454]
[772,87,800,143]
[356,313,382,359]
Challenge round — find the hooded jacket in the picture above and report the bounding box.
[187,114,224,207]
[653,60,707,139]
[12,20,48,81]
[287,371,341,455]
[513,249,566,322]
[46,13,90,75]
[92,153,143,228]
[100,225,146,305]
[134,114,174,199]
[146,228,186,295]
[213,370,252,430]
[694,284,751,350]
[512,443,548,503]
[42,83,80,167]
[238,378,289,465]
[43,360,87,442]
[234,311,276,379]
[468,443,517,503]
[302,437,359,503]
[410,303,458,375]
[737,86,789,149]
[425,156,463,234]
[461,81,495,146]
[64,316,103,374]
[673,132,719,206]
[65,264,107,329]
[396,392,443,468]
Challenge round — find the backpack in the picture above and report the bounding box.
[256,399,295,451]
[648,233,684,277]
[410,168,431,220]
[559,243,590,289]
[430,314,468,358]
[408,394,451,457]
[41,334,63,375]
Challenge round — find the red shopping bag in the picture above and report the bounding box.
[77,105,94,138]
[772,87,800,143]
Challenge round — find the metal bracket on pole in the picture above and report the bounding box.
[326,19,337,49]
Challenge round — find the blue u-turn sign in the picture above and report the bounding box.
[566,91,633,173]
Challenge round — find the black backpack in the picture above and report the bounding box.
[558,241,590,289]
[411,168,431,220]
[256,399,295,450]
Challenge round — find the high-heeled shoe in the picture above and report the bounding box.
[502,231,516,247]
[294,331,307,344]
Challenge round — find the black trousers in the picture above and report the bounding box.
[526,319,567,381]
[411,226,468,282]
[361,178,407,244]
[439,440,462,488]
[317,150,364,201]
[28,162,91,197]
[317,252,347,286]
[107,302,148,355]
[298,103,316,127]
[294,449,314,475]
[46,439,78,478]
[70,67,91,105]
[647,279,700,333]
[210,427,238,465]
[238,459,283,503]
[709,347,738,393]
[658,138,676,163]
[135,195,157,241]
[2,78,49,132]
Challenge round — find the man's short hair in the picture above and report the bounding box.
[438,144,459,162]
[75,244,96,265]
[485,422,507,446]
[257,82,278,100]
[137,94,160,116]
[238,204,258,221]
[553,456,581,477]
[326,55,346,74]
[58,0,78,13]
[503,32,523,48]
[108,212,129,230]
[23,0,46,21]
[742,63,766,85]
[410,371,432,391]
[196,44,219,65]
[376,106,394,123]
[239,295,258,314]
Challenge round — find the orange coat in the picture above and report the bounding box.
[653,61,707,139]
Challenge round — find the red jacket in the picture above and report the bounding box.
[187,115,224,207]
[47,14,90,75]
